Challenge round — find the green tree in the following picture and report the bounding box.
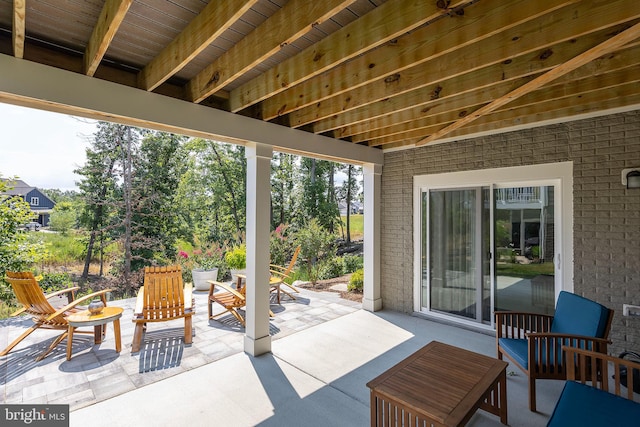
[128,131,187,269]
[295,218,335,286]
[75,122,122,280]
[337,164,361,243]
[175,139,246,246]
[49,201,77,235]
[0,177,46,302]
[299,158,340,232]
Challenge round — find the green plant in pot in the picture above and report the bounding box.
[190,246,224,291]
[225,245,246,285]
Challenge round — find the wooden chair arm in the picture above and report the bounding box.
[526,332,610,346]
[44,286,80,301]
[495,311,554,338]
[184,282,193,310]
[47,288,113,321]
[208,280,245,300]
[134,287,145,315]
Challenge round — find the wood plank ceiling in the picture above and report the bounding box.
[1,0,639,151]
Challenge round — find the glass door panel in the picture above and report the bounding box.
[428,189,481,320]
[494,186,555,315]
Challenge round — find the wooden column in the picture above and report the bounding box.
[244,142,273,356]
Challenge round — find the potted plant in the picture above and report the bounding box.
[225,244,246,285]
[184,246,223,291]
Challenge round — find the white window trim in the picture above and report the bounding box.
[30,197,39,206]
[412,161,574,316]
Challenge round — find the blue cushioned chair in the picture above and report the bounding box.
[495,291,613,411]
[547,347,640,426]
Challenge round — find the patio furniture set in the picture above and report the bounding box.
[3,265,639,426]
[1,248,301,361]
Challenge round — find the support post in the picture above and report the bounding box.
[244,142,273,356]
[363,163,382,311]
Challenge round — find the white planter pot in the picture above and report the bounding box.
[230,269,246,286]
[191,268,219,291]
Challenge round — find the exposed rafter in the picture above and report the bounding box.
[12,0,25,59]
[416,21,640,146]
[187,0,354,103]
[84,0,133,77]
[138,0,257,92]
[228,0,464,112]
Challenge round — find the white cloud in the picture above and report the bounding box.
[0,103,97,191]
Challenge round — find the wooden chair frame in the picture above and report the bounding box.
[269,245,301,303]
[131,265,193,353]
[495,309,613,411]
[208,279,247,326]
[208,276,275,326]
[1,271,111,361]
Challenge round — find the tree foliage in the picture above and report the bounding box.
[0,177,47,302]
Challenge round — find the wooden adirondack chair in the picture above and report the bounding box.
[1,271,111,361]
[131,265,193,353]
[269,245,301,303]
[208,279,248,326]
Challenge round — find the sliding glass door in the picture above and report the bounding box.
[420,180,558,326]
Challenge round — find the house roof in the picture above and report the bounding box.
[0,178,34,196]
[0,0,638,151]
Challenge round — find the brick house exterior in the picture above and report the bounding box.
[381,110,640,355]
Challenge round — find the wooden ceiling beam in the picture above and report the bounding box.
[339,42,640,139]
[381,90,640,150]
[416,21,640,146]
[228,0,466,113]
[12,0,25,59]
[304,0,640,132]
[263,0,577,122]
[84,0,133,77]
[188,0,354,103]
[367,68,640,146]
[138,0,256,92]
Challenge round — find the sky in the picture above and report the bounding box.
[0,103,98,191]
[0,102,354,192]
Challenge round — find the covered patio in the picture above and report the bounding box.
[1,287,563,426]
[1,0,639,424]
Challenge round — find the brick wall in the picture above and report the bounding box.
[381,110,640,354]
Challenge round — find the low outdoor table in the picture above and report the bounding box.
[65,306,123,360]
[367,341,508,427]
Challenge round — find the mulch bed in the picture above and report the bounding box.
[296,274,363,303]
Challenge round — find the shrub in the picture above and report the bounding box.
[39,272,73,293]
[296,218,336,285]
[342,254,363,273]
[317,256,344,280]
[225,244,246,269]
[348,268,364,292]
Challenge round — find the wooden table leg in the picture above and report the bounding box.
[113,318,122,353]
[66,326,75,361]
[499,369,508,425]
[93,325,103,344]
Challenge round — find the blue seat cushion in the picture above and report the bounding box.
[499,338,562,370]
[547,381,640,427]
[551,291,610,338]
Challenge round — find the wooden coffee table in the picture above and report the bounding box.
[65,306,123,360]
[367,341,508,426]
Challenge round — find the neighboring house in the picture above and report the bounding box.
[338,201,363,216]
[1,179,55,226]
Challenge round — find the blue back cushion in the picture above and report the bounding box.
[550,291,610,338]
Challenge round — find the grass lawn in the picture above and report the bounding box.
[340,214,363,241]
[496,261,554,279]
